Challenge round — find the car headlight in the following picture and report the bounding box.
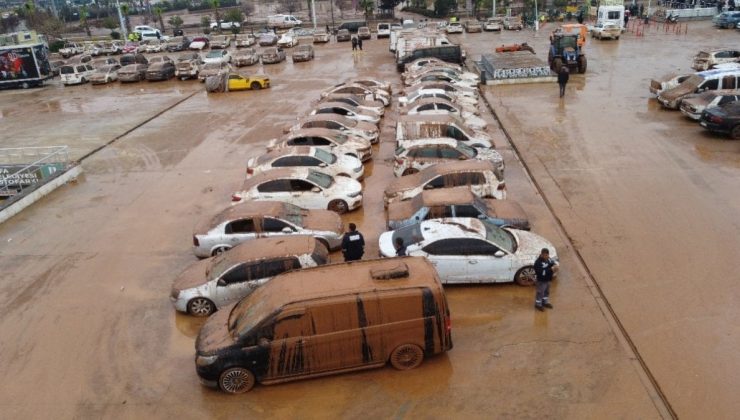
[347,191,361,198]
[196,355,218,366]
[353,166,362,172]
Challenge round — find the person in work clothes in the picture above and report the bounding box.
[558,66,570,98]
[534,248,559,311]
[341,223,365,261]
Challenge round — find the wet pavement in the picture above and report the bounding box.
[1,22,729,417]
[462,19,740,418]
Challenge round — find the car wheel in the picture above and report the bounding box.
[731,124,740,140]
[251,81,261,90]
[219,367,256,394]
[514,266,537,286]
[328,199,349,214]
[402,168,419,176]
[389,344,424,370]
[316,237,330,250]
[212,246,230,256]
[21,82,29,89]
[81,77,87,84]
[187,297,216,316]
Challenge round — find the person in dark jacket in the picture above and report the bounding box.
[395,237,407,256]
[357,37,363,51]
[558,66,570,98]
[351,36,358,51]
[341,223,364,261]
[534,248,559,311]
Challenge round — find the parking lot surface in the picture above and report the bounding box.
[0,21,733,418]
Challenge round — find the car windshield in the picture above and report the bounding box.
[307,170,333,188]
[206,51,222,58]
[60,66,74,74]
[392,223,424,246]
[483,220,516,253]
[313,148,337,164]
[206,255,233,282]
[203,62,220,70]
[457,142,477,158]
[278,202,304,226]
[229,288,273,338]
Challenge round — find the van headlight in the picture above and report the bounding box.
[348,191,361,198]
[196,355,218,366]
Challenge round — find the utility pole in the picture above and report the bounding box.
[330,0,335,29]
[534,0,539,31]
[311,0,317,28]
[116,0,128,39]
[491,0,496,17]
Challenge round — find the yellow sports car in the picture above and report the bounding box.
[227,73,271,91]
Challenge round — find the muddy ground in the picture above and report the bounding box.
[0,20,734,418]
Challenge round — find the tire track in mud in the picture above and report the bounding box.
[477,87,677,419]
[75,92,199,164]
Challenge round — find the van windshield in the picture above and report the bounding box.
[229,287,274,338]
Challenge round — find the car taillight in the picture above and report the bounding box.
[497,182,506,190]
[709,115,724,124]
[246,167,254,175]
[445,316,451,333]
[231,194,242,202]
[193,236,199,246]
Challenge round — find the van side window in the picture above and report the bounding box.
[273,310,311,339]
[310,298,359,334]
[376,289,423,324]
[722,76,737,90]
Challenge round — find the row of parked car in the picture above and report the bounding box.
[376,58,556,286]
[651,49,740,139]
[171,77,418,393]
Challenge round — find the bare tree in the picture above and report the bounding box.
[278,0,302,14]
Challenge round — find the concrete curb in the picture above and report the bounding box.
[0,165,83,225]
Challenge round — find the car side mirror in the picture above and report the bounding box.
[311,187,321,193]
[319,162,328,167]
[217,278,226,286]
[423,184,434,190]
[494,250,506,258]
[282,227,292,233]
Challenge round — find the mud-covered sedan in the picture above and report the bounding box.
[386,187,530,230]
[231,168,363,213]
[379,218,555,285]
[247,147,364,180]
[192,201,344,257]
[394,138,504,178]
[283,114,379,143]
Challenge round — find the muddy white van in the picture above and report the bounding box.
[658,68,740,109]
[194,257,452,393]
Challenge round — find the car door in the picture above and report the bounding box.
[289,179,321,208]
[261,216,298,238]
[417,238,470,283]
[227,74,245,90]
[458,238,512,283]
[222,217,258,245]
[213,262,255,307]
[264,306,314,380]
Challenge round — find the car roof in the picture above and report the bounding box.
[404,97,460,110]
[215,235,318,266]
[400,137,460,148]
[250,257,442,305]
[386,160,497,193]
[198,201,293,230]
[284,127,349,140]
[255,146,317,164]
[239,167,317,189]
[416,218,487,242]
[398,113,466,125]
[293,113,358,126]
[418,186,476,206]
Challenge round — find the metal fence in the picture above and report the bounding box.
[0,146,72,200]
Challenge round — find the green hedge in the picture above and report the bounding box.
[401,6,438,18]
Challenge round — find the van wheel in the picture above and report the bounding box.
[514,266,536,286]
[389,344,424,370]
[328,199,349,214]
[212,246,230,256]
[188,297,216,316]
[219,367,256,394]
[731,125,740,140]
[251,81,261,90]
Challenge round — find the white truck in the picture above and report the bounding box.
[596,0,626,31]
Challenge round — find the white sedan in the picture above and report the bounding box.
[203,49,231,64]
[446,22,463,33]
[310,102,382,125]
[231,168,363,214]
[277,32,299,47]
[379,218,557,286]
[247,146,364,180]
[402,98,487,130]
[394,138,504,178]
[283,114,379,143]
[399,89,478,108]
